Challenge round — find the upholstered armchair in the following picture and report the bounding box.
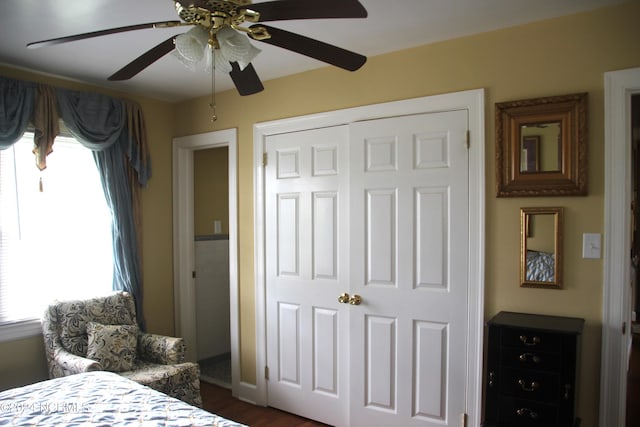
[42,291,202,407]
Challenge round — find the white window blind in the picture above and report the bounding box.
[0,133,113,331]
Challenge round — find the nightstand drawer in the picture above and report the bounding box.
[501,368,559,402]
[483,312,584,427]
[501,347,562,372]
[501,327,562,352]
[498,396,559,427]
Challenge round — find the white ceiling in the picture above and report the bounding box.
[0,0,624,102]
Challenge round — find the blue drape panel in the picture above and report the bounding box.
[56,88,148,330]
[0,76,150,330]
[93,139,144,327]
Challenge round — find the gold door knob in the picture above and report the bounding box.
[349,294,362,305]
[338,293,350,304]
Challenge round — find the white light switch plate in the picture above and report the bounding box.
[582,233,601,259]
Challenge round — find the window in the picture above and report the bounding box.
[0,133,113,341]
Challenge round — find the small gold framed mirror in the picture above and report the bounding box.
[520,207,563,289]
[496,93,588,197]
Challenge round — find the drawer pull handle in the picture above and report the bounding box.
[519,335,541,346]
[519,352,541,363]
[516,408,539,420]
[564,383,571,400]
[518,379,540,392]
[488,371,495,388]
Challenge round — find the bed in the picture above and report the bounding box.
[0,371,246,426]
[526,249,555,282]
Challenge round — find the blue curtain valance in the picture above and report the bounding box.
[56,88,125,151]
[0,78,35,148]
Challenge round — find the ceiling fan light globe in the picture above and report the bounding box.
[217,26,260,69]
[236,44,261,70]
[175,26,209,62]
[209,48,233,74]
[172,50,199,71]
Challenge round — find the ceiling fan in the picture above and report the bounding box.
[27,0,368,96]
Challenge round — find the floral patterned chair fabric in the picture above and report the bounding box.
[42,292,202,407]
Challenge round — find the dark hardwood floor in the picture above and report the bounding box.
[627,332,640,427]
[200,349,640,427]
[200,381,332,427]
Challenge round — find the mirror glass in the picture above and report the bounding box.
[520,207,563,289]
[496,93,588,197]
[520,122,561,173]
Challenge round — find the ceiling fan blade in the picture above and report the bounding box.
[249,25,366,71]
[27,21,183,49]
[229,62,264,96]
[108,36,177,81]
[246,0,367,22]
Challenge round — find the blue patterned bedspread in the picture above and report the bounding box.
[526,250,555,282]
[0,371,246,426]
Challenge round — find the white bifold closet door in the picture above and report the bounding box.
[265,109,469,427]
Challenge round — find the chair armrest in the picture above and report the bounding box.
[51,347,103,377]
[42,306,102,378]
[138,333,185,365]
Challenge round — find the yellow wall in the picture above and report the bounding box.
[527,213,556,254]
[171,3,640,425]
[0,335,48,390]
[0,2,639,425]
[521,124,560,172]
[194,147,229,236]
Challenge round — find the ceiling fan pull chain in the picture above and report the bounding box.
[209,44,217,122]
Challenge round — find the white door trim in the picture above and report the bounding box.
[253,89,485,424]
[600,67,640,427]
[172,128,243,398]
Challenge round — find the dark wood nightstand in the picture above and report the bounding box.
[483,311,584,427]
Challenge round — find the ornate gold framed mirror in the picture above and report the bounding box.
[520,207,563,289]
[496,93,588,197]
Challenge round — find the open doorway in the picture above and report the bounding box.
[172,129,241,399]
[631,95,640,327]
[193,146,231,388]
[627,94,640,427]
[601,67,640,427]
